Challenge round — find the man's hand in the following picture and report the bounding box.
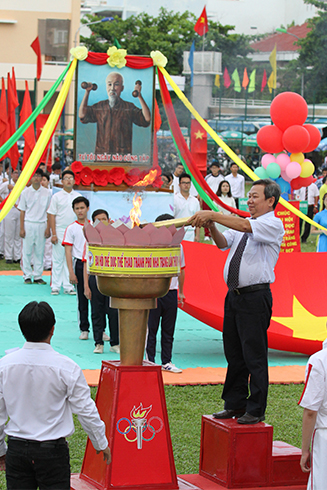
[178,293,185,308]
[69,271,78,285]
[8,184,14,191]
[96,446,111,465]
[187,211,214,229]
[51,235,58,245]
[20,229,25,239]
[300,450,311,473]
[84,286,91,300]
[45,228,51,239]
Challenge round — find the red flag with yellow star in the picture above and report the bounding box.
[194,6,209,36]
[191,119,207,173]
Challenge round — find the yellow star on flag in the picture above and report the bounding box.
[200,17,205,23]
[272,296,327,341]
[194,130,205,139]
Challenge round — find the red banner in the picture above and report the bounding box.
[275,201,301,253]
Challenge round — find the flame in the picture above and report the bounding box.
[130,403,152,419]
[129,192,142,228]
[134,169,157,187]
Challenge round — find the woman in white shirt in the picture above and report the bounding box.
[215,180,236,233]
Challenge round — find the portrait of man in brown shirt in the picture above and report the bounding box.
[79,72,151,159]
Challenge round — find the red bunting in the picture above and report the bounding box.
[0,78,9,149]
[31,37,42,80]
[261,69,267,92]
[223,67,231,89]
[19,81,35,168]
[6,73,20,170]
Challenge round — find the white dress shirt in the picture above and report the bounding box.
[205,174,224,194]
[18,185,51,223]
[225,173,245,198]
[294,183,319,205]
[0,342,108,456]
[47,189,81,233]
[222,211,284,288]
[62,221,87,260]
[174,192,200,241]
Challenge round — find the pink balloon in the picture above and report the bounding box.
[285,161,302,180]
[281,169,292,182]
[261,154,276,169]
[276,153,290,171]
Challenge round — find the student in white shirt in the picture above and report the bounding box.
[62,196,90,340]
[225,162,245,208]
[0,169,21,264]
[19,168,51,284]
[47,170,81,295]
[0,301,110,489]
[174,173,200,242]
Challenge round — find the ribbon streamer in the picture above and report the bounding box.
[159,66,327,232]
[0,63,71,160]
[0,59,77,222]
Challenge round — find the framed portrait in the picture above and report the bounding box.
[74,59,155,170]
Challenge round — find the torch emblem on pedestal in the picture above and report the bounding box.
[116,402,164,450]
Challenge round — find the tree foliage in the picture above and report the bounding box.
[80,8,253,76]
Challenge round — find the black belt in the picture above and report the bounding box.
[231,283,270,295]
[8,436,66,448]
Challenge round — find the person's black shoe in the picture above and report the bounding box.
[237,412,265,425]
[6,259,12,264]
[213,409,246,419]
[34,278,47,285]
[24,278,32,284]
[0,254,4,260]
[13,259,20,264]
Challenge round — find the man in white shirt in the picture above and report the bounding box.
[188,179,284,424]
[294,182,319,243]
[0,301,110,489]
[63,196,90,339]
[205,161,224,194]
[225,162,245,208]
[174,173,200,242]
[47,170,81,295]
[0,169,21,264]
[299,341,327,488]
[172,163,197,197]
[19,168,51,284]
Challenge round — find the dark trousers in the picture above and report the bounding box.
[301,204,314,242]
[146,289,178,365]
[89,275,119,346]
[222,288,272,417]
[75,259,89,332]
[6,437,70,489]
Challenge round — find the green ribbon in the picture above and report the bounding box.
[0,62,71,160]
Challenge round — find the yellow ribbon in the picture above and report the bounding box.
[0,59,77,223]
[159,66,326,232]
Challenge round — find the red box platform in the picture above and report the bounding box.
[199,416,308,488]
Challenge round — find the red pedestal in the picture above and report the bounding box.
[199,416,308,489]
[71,361,178,490]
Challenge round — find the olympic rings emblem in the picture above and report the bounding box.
[116,415,164,446]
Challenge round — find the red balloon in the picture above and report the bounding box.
[303,124,321,152]
[282,125,310,153]
[270,92,308,131]
[291,175,314,190]
[256,125,284,153]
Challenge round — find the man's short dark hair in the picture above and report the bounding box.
[62,169,74,179]
[72,196,89,209]
[92,209,109,221]
[210,161,220,168]
[252,179,281,210]
[175,163,184,169]
[42,171,50,182]
[155,213,174,222]
[179,172,191,183]
[230,162,238,168]
[52,162,62,171]
[323,175,327,184]
[34,168,44,177]
[18,301,56,342]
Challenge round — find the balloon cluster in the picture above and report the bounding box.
[256,92,321,191]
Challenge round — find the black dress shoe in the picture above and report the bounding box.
[237,412,265,424]
[213,409,246,419]
[6,259,13,264]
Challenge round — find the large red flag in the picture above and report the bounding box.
[0,78,8,147]
[31,36,42,81]
[261,69,267,92]
[194,7,209,36]
[20,81,35,168]
[223,67,231,88]
[7,73,20,170]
